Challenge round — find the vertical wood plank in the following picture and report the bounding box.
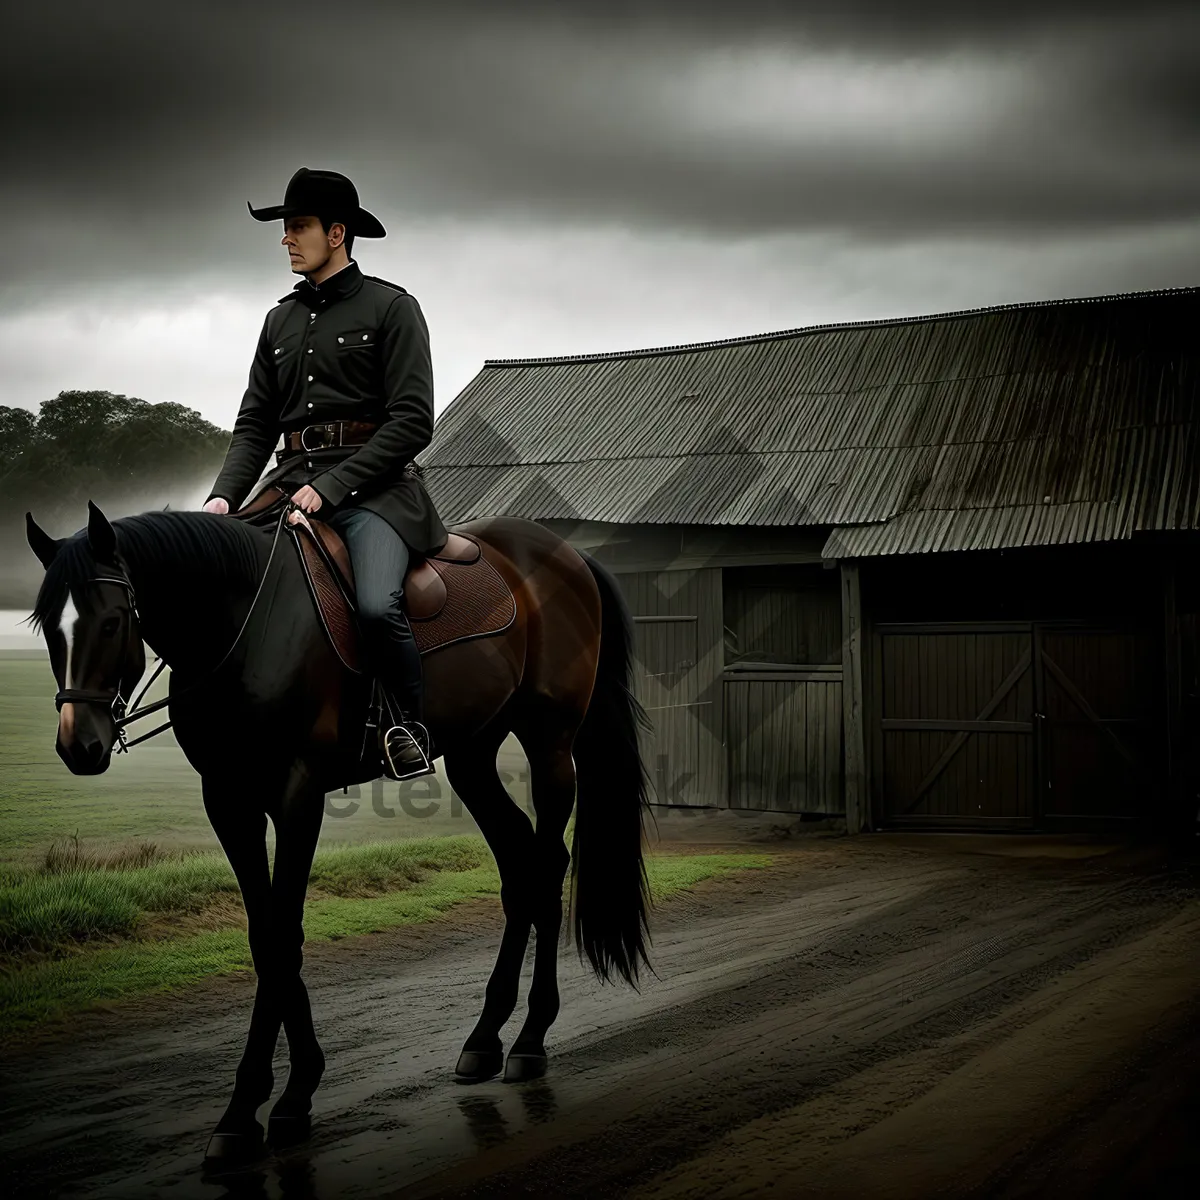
[696,567,724,807]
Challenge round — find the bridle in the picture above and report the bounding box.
[54,501,299,754]
[54,572,142,736]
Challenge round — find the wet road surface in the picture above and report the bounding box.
[3,831,1200,1199]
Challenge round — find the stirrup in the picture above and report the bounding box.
[382,720,434,781]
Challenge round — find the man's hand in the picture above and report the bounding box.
[203,497,229,515]
[290,485,323,514]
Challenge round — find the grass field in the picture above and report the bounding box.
[0,653,773,1037]
[0,653,526,861]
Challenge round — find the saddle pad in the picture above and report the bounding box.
[291,521,516,664]
[409,550,517,654]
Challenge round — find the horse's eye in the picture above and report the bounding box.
[101,617,121,638]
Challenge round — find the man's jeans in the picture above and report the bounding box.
[326,506,424,725]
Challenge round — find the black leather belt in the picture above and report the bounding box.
[279,420,379,456]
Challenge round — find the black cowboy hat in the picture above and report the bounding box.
[246,167,386,238]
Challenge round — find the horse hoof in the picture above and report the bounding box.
[204,1124,265,1165]
[455,1049,503,1083]
[503,1053,547,1083]
[267,1112,312,1148]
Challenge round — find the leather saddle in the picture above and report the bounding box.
[228,487,516,673]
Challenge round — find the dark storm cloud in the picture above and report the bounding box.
[5,0,1199,298]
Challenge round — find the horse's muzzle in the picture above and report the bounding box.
[57,731,113,775]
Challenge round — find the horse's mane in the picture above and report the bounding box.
[29,511,270,635]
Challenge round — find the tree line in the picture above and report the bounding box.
[1,390,232,606]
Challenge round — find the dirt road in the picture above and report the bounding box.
[3,824,1200,1199]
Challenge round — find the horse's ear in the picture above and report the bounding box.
[26,512,60,569]
[87,500,117,563]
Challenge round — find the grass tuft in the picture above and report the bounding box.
[0,835,495,961]
[43,831,177,874]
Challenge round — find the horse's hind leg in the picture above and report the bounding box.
[503,713,579,1082]
[443,722,537,1083]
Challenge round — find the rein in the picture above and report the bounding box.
[55,501,300,754]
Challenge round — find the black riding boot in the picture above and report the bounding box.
[377,607,434,781]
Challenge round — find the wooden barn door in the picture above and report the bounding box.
[874,621,1162,828]
[631,616,702,806]
[875,623,1037,827]
[1036,624,1161,824]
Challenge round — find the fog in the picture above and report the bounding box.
[2,472,222,609]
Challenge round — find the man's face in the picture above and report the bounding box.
[282,215,341,275]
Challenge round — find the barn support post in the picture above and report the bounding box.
[1162,553,1183,831]
[840,560,868,833]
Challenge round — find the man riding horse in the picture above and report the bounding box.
[202,167,445,781]
[26,170,654,1142]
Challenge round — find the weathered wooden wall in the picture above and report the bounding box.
[610,557,850,814]
[553,522,1195,832]
[615,568,725,807]
[723,668,842,812]
[722,564,846,815]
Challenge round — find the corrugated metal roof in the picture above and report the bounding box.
[419,285,1200,556]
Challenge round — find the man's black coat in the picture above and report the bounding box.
[206,260,449,555]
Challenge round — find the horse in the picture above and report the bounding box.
[24,498,653,1163]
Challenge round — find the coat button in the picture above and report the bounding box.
[307,402,314,409]
[274,348,281,355]
[307,375,313,382]
[337,337,344,344]
[307,348,313,354]
[362,334,368,341]
[309,312,316,321]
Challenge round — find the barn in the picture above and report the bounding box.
[419,285,1200,835]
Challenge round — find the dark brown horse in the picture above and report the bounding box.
[25,498,653,1163]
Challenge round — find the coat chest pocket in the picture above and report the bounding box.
[271,331,302,376]
[273,333,302,355]
[334,330,376,351]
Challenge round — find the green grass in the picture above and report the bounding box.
[0,851,771,1036]
[642,853,768,901]
[0,655,532,861]
[0,865,505,1034]
[0,835,493,958]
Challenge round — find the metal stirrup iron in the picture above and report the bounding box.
[376,683,432,779]
[382,721,433,779]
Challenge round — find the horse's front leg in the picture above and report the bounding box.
[200,764,327,1161]
[200,776,277,1162]
[260,762,328,1147]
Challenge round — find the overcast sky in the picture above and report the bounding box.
[5,0,1198,431]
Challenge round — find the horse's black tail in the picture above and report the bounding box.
[569,550,653,988]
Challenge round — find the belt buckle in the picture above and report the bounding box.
[300,423,336,451]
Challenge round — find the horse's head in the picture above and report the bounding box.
[26,502,147,775]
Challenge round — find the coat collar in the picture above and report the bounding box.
[285,259,365,308]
